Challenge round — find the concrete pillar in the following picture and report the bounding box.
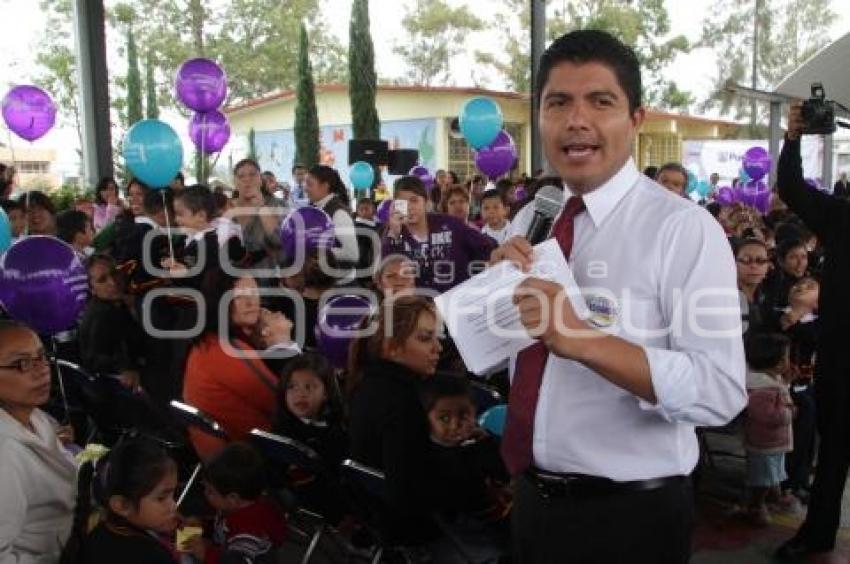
[73,0,113,188]
[823,133,834,188]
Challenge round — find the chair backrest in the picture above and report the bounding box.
[249,429,323,474]
[169,400,228,440]
[469,380,504,415]
[340,459,386,500]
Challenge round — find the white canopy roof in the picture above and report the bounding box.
[775,32,850,115]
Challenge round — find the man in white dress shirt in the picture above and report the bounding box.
[491,30,747,563]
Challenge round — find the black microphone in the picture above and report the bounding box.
[525,182,564,244]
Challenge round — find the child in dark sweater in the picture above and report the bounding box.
[274,353,348,523]
[181,443,286,564]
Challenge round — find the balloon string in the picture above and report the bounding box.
[51,337,71,424]
[200,116,206,185]
[162,190,175,263]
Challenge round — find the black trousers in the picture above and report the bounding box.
[784,382,817,491]
[796,353,850,548]
[512,473,694,564]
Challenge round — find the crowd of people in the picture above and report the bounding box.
[0,28,846,564]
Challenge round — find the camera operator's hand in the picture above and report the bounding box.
[787,102,805,141]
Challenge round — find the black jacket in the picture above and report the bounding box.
[78,297,146,376]
[348,359,438,545]
[778,137,850,363]
[82,520,176,564]
[175,229,246,290]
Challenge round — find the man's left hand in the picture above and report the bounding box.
[513,277,598,360]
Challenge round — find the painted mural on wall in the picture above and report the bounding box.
[242,118,437,187]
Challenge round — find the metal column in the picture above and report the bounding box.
[73,0,113,188]
[823,134,834,189]
[530,0,545,175]
[768,101,782,188]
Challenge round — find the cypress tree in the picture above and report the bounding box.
[349,0,380,140]
[126,23,143,126]
[294,24,320,168]
[145,53,159,119]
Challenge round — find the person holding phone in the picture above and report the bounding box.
[383,176,496,294]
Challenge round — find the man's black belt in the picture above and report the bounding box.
[525,467,686,500]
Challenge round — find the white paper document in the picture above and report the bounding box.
[434,239,589,375]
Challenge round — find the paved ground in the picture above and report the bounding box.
[692,432,850,563]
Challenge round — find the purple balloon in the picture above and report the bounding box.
[715,186,736,206]
[279,207,335,261]
[754,189,773,214]
[474,130,517,178]
[175,58,227,112]
[376,199,393,224]
[315,294,372,370]
[2,85,57,142]
[805,177,822,191]
[188,110,231,154]
[736,180,767,209]
[742,146,772,182]
[0,236,87,334]
[409,166,434,190]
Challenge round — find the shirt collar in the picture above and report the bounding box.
[565,158,640,227]
[314,193,334,208]
[186,226,215,246]
[134,216,158,228]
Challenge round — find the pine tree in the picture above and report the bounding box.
[294,23,320,168]
[126,22,143,126]
[349,0,379,140]
[145,53,159,119]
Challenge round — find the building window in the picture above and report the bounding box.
[447,121,524,181]
[639,133,681,170]
[16,161,49,174]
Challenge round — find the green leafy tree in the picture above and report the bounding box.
[145,53,159,119]
[477,0,691,110]
[394,0,484,85]
[349,0,380,140]
[294,24,320,168]
[700,0,835,132]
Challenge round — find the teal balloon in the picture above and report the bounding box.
[349,161,374,190]
[686,170,698,193]
[0,208,11,254]
[122,119,184,189]
[696,180,711,198]
[738,168,751,185]
[478,404,507,437]
[459,97,503,149]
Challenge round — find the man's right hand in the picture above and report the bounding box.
[490,236,533,271]
[787,102,805,141]
[386,211,404,238]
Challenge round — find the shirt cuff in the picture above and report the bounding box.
[638,345,699,421]
[264,341,302,357]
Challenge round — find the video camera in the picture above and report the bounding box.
[801,83,836,135]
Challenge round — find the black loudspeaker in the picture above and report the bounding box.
[387,149,419,175]
[348,139,389,166]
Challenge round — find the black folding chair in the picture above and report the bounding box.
[169,400,228,507]
[250,430,333,564]
[468,381,504,416]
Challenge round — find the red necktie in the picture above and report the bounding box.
[501,196,585,476]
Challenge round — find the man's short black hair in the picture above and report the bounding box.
[537,29,642,113]
[657,162,689,182]
[745,333,790,371]
[291,163,307,174]
[394,175,428,199]
[419,372,473,414]
[481,189,507,206]
[143,188,172,216]
[175,184,216,220]
[357,197,375,208]
[203,442,266,500]
[56,210,90,244]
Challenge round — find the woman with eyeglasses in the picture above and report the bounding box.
[735,238,773,337]
[0,319,78,562]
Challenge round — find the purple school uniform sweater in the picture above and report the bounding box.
[382,213,497,294]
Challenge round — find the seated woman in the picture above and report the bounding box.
[78,254,146,387]
[0,320,78,563]
[347,295,443,547]
[182,269,299,460]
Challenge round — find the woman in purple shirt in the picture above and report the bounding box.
[383,176,496,294]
